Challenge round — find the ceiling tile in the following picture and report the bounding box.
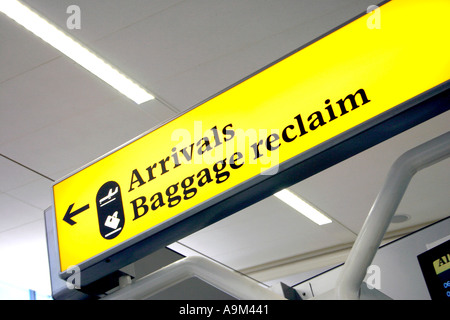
[136,98,178,125]
[0,14,59,83]
[6,177,53,211]
[0,57,123,146]
[0,94,165,179]
[0,193,43,233]
[0,218,51,294]
[91,0,376,110]
[23,0,185,44]
[394,158,450,230]
[0,156,42,192]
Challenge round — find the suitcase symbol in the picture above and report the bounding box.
[96,181,125,239]
[105,211,121,230]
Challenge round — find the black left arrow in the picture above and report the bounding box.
[63,203,90,225]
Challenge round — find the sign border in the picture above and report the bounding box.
[51,83,449,288]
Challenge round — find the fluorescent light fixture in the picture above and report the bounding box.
[274,189,332,225]
[0,0,154,104]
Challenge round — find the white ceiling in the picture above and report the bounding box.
[0,0,448,297]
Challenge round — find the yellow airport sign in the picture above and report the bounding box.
[53,0,450,279]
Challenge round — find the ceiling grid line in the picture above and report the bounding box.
[0,154,55,182]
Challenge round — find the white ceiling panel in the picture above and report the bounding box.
[0,156,43,192]
[92,0,377,110]
[0,94,165,178]
[0,218,50,294]
[0,58,120,145]
[0,13,59,83]
[23,0,185,44]
[395,158,450,229]
[0,193,42,233]
[289,111,450,234]
[5,177,53,211]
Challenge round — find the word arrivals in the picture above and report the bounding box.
[128,123,235,193]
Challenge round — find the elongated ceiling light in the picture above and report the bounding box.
[274,189,332,225]
[0,0,154,104]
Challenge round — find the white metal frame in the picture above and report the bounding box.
[334,131,450,299]
[103,256,285,300]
